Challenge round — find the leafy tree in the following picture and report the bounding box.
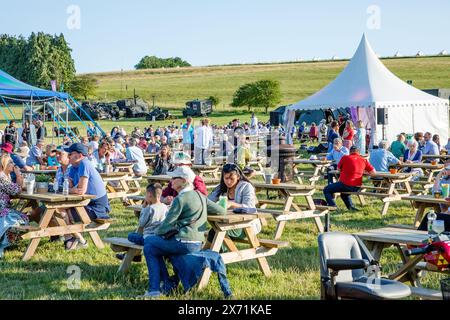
[135,56,191,69]
[231,80,282,113]
[0,33,76,91]
[208,95,220,107]
[69,75,98,100]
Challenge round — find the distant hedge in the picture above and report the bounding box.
[135,56,191,69]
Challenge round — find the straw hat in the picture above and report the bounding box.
[15,146,29,158]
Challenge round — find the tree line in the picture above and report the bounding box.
[135,56,191,69]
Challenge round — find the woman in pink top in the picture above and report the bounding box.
[342,120,355,149]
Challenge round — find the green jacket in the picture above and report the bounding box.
[156,190,226,242]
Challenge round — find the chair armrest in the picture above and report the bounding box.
[327,259,369,271]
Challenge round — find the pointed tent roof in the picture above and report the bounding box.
[288,34,448,111]
[0,69,67,99]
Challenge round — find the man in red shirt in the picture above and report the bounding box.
[160,152,207,205]
[323,146,376,211]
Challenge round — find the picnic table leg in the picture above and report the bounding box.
[244,227,271,277]
[414,204,427,228]
[198,228,227,290]
[274,221,286,240]
[75,207,105,249]
[395,244,420,286]
[119,248,142,273]
[22,207,55,261]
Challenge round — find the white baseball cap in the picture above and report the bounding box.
[167,166,196,184]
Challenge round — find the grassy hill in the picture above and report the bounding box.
[87,56,450,110]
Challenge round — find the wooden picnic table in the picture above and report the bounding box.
[397,163,444,183]
[290,159,332,186]
[144,175,220,186]
[329,170,414,216]
[402,195,450,227]
[105,210,288,285]
[355,227,445,300]
[422,154,450,161]
[13,192,110,261]
[191,164,221,179]
[101,171,141,200]
[251,182,330,238]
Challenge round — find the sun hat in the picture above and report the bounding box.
[167,166,196,184]
[15,146,29,158]
[172,151,192,165]
[0,142,13,154]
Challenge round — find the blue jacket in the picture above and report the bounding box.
[170,250,232,298]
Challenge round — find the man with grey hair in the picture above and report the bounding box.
[26,138,45,167]
[423,132,439,162]
[369,140,401,172]
[126,137,148,176]
[326,138,349,184]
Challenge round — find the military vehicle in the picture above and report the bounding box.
[182,99,213,117]
[145,107,172,121]
[117,97,150,118]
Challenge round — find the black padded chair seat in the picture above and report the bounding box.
[335,277,411,300]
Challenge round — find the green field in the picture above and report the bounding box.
[88,57,450,109]
[0,57,449,300]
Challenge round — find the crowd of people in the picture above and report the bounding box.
[1,113,450,297]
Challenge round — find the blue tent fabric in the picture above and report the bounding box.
[0,69,67,99]
[169,250,233,298]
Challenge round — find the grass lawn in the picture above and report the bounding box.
[0,145,447,300]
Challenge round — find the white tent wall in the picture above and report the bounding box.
[376,105,413,143]
[412,103,449,141]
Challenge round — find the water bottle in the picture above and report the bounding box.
[53,179,59,194]
[427,210,437,234]
[63,178,69,196]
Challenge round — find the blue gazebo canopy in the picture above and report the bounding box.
[0,69,68,99]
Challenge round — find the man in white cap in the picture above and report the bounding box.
[160,151,207,205]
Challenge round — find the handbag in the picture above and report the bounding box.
[161,191,205,240]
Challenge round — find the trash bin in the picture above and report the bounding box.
[441,278,450,300]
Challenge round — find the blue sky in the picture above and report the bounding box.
[2,0,449,73]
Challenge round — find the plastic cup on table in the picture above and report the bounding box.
[218,196,228,211]
[441,184,449,198]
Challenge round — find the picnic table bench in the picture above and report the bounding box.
[13,193,110,261]
[290,159,332,186]
[329,170,414,215]
[397,163,444,183]
[355,227,445,300]
[101,171,141,201]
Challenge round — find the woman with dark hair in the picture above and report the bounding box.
[433,134,442,152]
[206,163,260,243]
[152,145,173,176]
[110,127,119,139]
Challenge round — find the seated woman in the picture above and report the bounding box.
[206,163,260,244]
[402,140,423,180]
[152,145,173,176]
[309,122,319,142]
[142,166,225,298]
[0,154,29,259]
[44,144,59,170]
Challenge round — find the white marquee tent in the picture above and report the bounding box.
[285,34,449,146]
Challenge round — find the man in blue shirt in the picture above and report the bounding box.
[369,140,400,172]
[327,121,339,153]
[423,132,440,162]
[66,143,111,222]
[26,139,45,167]
[326,138,349,184]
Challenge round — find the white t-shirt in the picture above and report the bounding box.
[194,125,213,149]
[126,146,148,174]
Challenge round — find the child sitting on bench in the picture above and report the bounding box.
[116,183,168,261]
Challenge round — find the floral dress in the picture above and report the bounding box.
[0,176,29,258]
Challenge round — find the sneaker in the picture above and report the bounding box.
[76,239,89,249]
[138,291,161,299]
[348,207,360,212]
[64,237,78,250]
[116,253,142,262]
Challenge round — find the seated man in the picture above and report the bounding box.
[26,139,45,167]
[126,137,148,176]
[370,140,400,172]
[323,146,376,211]
[423,132,440,162]
[326,138,349,184]
[116,183,168,261]
[62,143,111,250]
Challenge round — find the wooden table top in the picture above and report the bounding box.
[144,175,220,185]
[100,171,129,178]
[402,194,450,204]
[112,161,137,167]
[16,192,96,202]
[191,165,219,170]
[252,182,315,191]
[422,154,450,159]
[292,159,332,165]
[329,170,412,180]
[208,213,261,224]
[398,163,444,170]
[355,227,430,246]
